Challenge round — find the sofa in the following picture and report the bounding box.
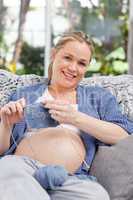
[1,69,133,200]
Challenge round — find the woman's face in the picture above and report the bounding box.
[50,40,91,90]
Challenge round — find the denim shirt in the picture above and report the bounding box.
[1,81,133,175]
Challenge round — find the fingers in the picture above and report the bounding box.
[49,109,67,117]
[16,98,26,115]
[1,105,11,115]
[43,100,70,111]
[15,102,23,116]
[50,111,62,122]
[18,97,26,107]
[1,98,26,116]
[42,99,69,106]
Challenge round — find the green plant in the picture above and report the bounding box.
[19,42,44,75]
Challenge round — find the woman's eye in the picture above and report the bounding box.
[79,62,86,67]
[64,56,71,60]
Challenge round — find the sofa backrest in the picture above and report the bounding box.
[0,69,133,120]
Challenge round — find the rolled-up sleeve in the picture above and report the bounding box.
[98,88,133,135]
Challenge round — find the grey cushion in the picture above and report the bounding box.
[90,136,133,200]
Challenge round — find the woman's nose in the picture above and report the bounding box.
[68,62,77,71]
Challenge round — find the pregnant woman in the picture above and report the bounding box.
[0,31,133,200]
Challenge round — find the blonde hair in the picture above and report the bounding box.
[48,31,94,81]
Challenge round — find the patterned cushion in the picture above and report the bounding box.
[81,75,133,119]
[0,69,133,119]
[0,70,46,106]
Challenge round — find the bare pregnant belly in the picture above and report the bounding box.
[15,127,86,174]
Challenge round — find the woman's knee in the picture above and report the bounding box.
[0,155,34,178]
[79,179,110,200]
[52,176,110,200]
[93,182,110,200]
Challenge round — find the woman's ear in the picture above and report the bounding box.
[50,48,56,62]
[48,48,56,82]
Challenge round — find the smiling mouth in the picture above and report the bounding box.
[62,71,76,80]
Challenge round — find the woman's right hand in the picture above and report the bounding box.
[0,98,26,129]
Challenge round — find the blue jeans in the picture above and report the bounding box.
[0,155,110,200]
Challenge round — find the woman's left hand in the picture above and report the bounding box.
[42,100,78,124]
